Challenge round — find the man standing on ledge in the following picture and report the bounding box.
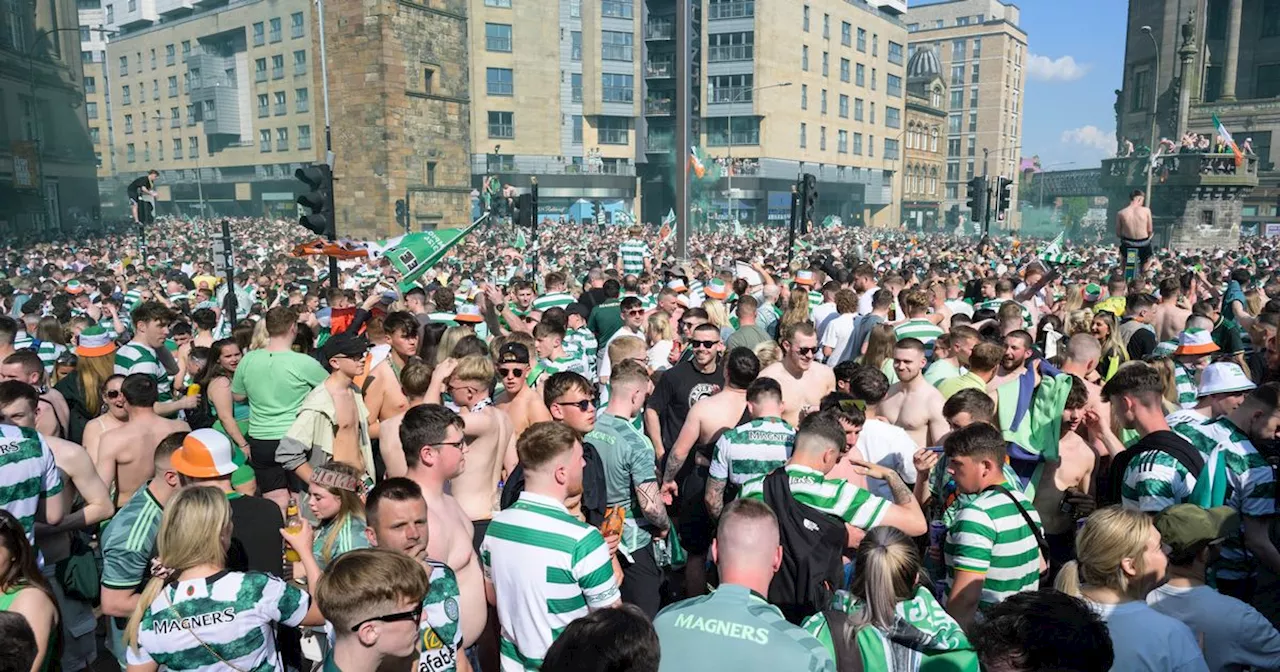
[127,169,159,225]
[1116,188,1154,272]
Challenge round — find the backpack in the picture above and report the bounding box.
[501,440,608,527]
[763,468,848,625]
[1102,435,1206,507]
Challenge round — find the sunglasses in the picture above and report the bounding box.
[625,309,646,315]
[553,399,593,412]
[105,389,123,399]
[498,367,525,378]
[349,603,424,632]
[795,346,819,356]
[689,339,718,349]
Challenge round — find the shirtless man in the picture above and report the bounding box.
[1116,188,1154,272]
[378,359,435,479]
[492,342,551,439]
[661,346,758,596]
[95,373,189,507]
[401,404,487,650]
[878,338,948,448]
[988,330,1036,390]
[760,321,836,425]
[1,350,70,439]
[1030,375,1095,582]
[362,310,417,439]
[83,374,128,464]
[427,355,515,528]
[1058,334,1110,433]
[1152,276,1191,342]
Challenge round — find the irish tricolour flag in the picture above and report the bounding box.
[1213,114,1245,167]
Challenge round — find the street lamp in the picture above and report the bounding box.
[1141,25,1160,207]
[151,113,206,218]
[724,81,791,228]
[27,26,117,231]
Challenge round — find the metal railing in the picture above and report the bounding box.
[708,0,753,19]
[645,22,673,40]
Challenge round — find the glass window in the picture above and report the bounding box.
[124,114,133,133]
[971,63,980,83]
[820,88,827,114]
[972,38,981,58]
[840,58,850,83]
[710,74,753,103]
[602,0,632,19]
[294,50,307,75]
[708,0,754,20]
[165,44,175,65]
[571,31,582,61]
[253,22,264,46]
[119,55,128,76]
[122,85,131,105]
[799,122,806,148]
[855,63,865,87]
[966,135,976,156]
[884,138,899,159]
[173,138,182,159]
[127,143,135,162]
[255,58,267,82]
[857,27,866,52]
[299,125,312,149]
[800,84,807,109]
[487,67,514,95]
[708,32,753,62]
[841,21,851,46]
[838,94,848,118]
[952,39,965,61]
[853,132,862,155]
[571,73,582,103]
[838,129,848,153]
[602,31,633,61]
[484,0,512,6]
[274,91,287,115]
[854,98,863,121]
[296,88,309,112]
[488,111,514,138]
[950,90,963,109]
[601,73,634,102]
[886,107,900,129]
[822,51,828,76]
[802,4,809,31]
[968,111,977,131]
[272,54,284,79]
[948,113,961,133]
[167,75,177,97]
[887,74,901,97]
[260,129,272,151]
[292,12,305,38]
[257,93,269,117]
[951,64,964,86]
[269,17,282,42]
[823,13,829,39]
[84,76,95,93]
[888,42,903,66]
[969,86,978,108]
[597,116,629,144]
[801,45,808,71]
[820,125,826,151]
[485,23,512,52]
[572,115,583,143]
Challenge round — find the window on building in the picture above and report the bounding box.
[251,21,265,46]
[708,31,753,62]
[887,74,901,97]
[127,143,135,162]
[950,89,963,110]
[299,125,312,150]
[571,73,583,103]
[170,107,179,127]
[272,54,284,79]
[951,64,964,86]
[854,98,863,121]
[270,17,282,42]
[885,138,898,159]
[485,0,512,6]
[708,0,754,19]
[1130,69,1149,112]
[871,68,876,90]
[800,122,807,148]
[122,85,131,105]
[971,63,980,83]
[294,50,306,75]
[946,160,959,181]
[274,91,287,115]
[487,68,514,95]
[802,4,809,31]
[820,88,827,114]
[485,23,512,52]
[602,30,633,61]
[152,80,159,99]
[840,58,850,83]
[186,104,195,124]
[966,134,976,157]
[969,86,979,108]
[972,38,982,58]
[870,102,875,124]
[124,114,133,133]
[260,129,272,151]
[119,55,128,76]
[141,113,148,132]
[948,137,961,156]
[857,27,866,52]
[931,128,939,152]
[822,13,829,39]
[838,94,848,118]
[886,107,900,129]
[84,76,95,93]
[801,45,808,71]
[602,0,632,19]
[292,12,305,38]
[1258,64,1280,98]
[968,111,977,131]
[173,138,182,159]
[855,63,865,87]
[165,44,175,65]
[296,88,309,112]
[822,51,828,76]
[423,69,434,94]
[841,21,851,46]
[571,31,582,61]
[598,116,629,144]
[820,125,827,151]
[705,116,760,145]
[165,75,175,97]
[710,74,753,103]
[572,114,583,143]
[800,84,807,109]
[853,132,862,155]
[488,111,514,138]
[601,73,634,102]
[255,58,267,82]
[948,112,961,133]
[888,41,903,66]
[838,129,848,153]
[106,4,113,24]
[182,40,191,58]
[966,160,975,179]
[149,49,156,69]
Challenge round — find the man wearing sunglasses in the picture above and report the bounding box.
[493,342,551,440]
[761,321,836,426]
[597,296,648,385]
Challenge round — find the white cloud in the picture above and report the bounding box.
[1027,54,1089,82]
[1060,125,1116,157]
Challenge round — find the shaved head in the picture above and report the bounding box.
[713,499,780,573]
[1065,333,1101,364]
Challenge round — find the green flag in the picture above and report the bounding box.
[381,215,487,291]
[514,229,527,250]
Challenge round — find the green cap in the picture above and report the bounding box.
[1153,504,1239,558]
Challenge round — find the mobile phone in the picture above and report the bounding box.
[926,445,944,454]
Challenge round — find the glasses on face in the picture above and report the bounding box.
[553,398,594,412]
[795,346,819,356]
[689,339,718,350]
[625,309,646,316]
[349,603,424,632]
[498,367,526,378]
[432,439,467,452]
[105,389,123,399]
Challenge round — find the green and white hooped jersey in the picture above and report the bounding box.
[126,570,310,671]
[710,417,796,487]
[0,424,62,546]
[532,292,574,313]
[618,239,650,275]
[418,559,464,672]
[36,341,66,377]
[115,341,173,402]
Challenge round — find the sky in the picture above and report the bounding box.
[916,0,1129,171]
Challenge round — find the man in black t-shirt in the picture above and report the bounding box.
[127,169,159,224]
[644,328,725,458]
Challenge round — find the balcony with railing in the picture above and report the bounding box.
[708,0,753,19]
[646,134,674,153]
[1101,152,1260,190]
[644,97,673,116]
[645,20,674,41]
[645,58,674,79]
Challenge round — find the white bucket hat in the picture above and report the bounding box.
[1197,362,1256,397]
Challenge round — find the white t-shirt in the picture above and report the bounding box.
[857,286,881,316]
[820,313,858,365]
[597,326,646,381]
[944,299,974,318]
[854,419,918,500]
[812,302,837,338]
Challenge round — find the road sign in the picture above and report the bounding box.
[212,237,229,256]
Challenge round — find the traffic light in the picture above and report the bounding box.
[798,173,818,234]
[395,199,407,229]
[996,176,1013,215]
[512,193,534,228]
[965,176,987,225]
[295,164,335,238]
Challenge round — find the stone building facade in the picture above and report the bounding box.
[902,44,946,231]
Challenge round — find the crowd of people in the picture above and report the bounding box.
[2,207,1280,672]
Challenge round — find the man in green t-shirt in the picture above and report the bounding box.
[585,359,670,617]
[654,499,835,672]
[231,306,328,509]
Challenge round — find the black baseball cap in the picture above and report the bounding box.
[565,302,590,320]
[498,342,530,365]
[319,332,370,371]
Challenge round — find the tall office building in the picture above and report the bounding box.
[905,0,1026,229]
[1117,0,1279,233]
[469,0,910,228]
[1,0,98,234]
[80,0,116,208]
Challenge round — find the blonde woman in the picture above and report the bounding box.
[752,340,782,369]
[1055,507,1207,672]
[702,299,733,342]
[436,325,473,366]
[1059,284,1085,318]
[1091,311,1129,381]
[802,527,978,670]
[646,312,676,372]
[1146,358,1183,413]
[860,323,899,385]
[54,325,117,445]
[124,486,324,671]
[1065,308,1094,338]
[778,288,812,334]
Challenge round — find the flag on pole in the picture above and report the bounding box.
[381,215,487,292]
[662,208,676,226]
[1213,114,1245,167]
[689,151,706,179]
[1039,231,1069,265]
[514,230,527,250]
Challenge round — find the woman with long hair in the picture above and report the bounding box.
[702,299,733,342]
[646,311,676,372]
[801,527,978,671]
[1145,358,1183,413]
[1091,311,1129,381]
[437,325,473,366]
[34,316,67,379]
[1055,507,1206,672]
[0,510,60,672]
[82,374,127,462]
[125,486,324,671]
[1065,308,1094,338]
[199,338,251,455]
[860,323,899,385]
[778,288,812,334]
[416,321,450,365]
[53,326,116,445]
[307,460,370,569]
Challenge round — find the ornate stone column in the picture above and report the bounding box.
[1221,0,1242,101]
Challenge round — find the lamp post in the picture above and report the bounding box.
[1141,25,1160,207]
[152,113,206,218]
[27,26,117,232]
[724,81,791,229]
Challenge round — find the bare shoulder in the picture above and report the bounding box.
[759,362,786,380]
